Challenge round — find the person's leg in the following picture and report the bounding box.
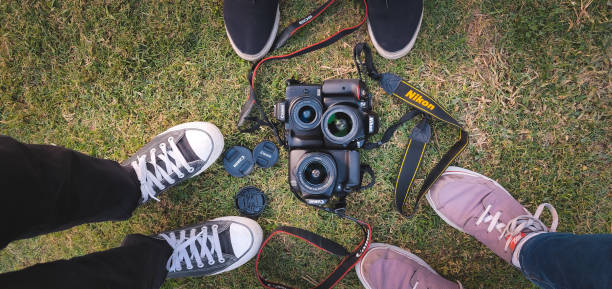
[0,122,224,249]
[0,135,140,249]
[0,234,172,289]
[426,166,612,289]
[0,216,263,289]
[519,233,612,289]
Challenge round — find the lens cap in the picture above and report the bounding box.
[223,146,255,177]
[235,186,267,218]
[253,141,279,168]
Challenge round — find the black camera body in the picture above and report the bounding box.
[288,149,361,206]
[276,79,377,206]
[274,79,378,149]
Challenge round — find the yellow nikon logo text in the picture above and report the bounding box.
[405,90,435,111]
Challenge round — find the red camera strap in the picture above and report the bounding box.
[255,220,371,289]
[237,0,368,130]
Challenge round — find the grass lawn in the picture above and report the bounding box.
[1,0,610,288]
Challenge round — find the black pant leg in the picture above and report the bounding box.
[0,135,140,249]
[0,234,172,289]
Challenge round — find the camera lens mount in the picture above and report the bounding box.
[296,152,337,197]
[321,105,361,145]
[290,98,323,131]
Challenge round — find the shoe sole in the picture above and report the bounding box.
[355,243,440,289]
[208,216,263,276]
[367,9,423,60]
[160,121,224,174]
[225,7,280,62]
[425,166,516,234]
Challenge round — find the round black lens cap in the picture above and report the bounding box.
[223,146,255,177]
[253,141,279,168]
[235,186,267,218]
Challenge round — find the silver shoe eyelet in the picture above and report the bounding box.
[212,224,218,229]
[178,173,184,178]
[188,167,194,173]
[208,260,215,265]
[198,263,204,268]
[219,258,225,263]
[168,137,174,142]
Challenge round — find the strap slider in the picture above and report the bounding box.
[410,119,432,143]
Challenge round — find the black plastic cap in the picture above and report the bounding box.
[235,186,267,218]
[253,141,279,168]
[223,146,255,177]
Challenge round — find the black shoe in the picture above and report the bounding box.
[367,0,423,59]
[122,122,224,204]
[156,216,263,278]
[223,0,280,61]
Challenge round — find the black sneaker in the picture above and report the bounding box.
[367,0,424,59]
[223,0,280,61]
[156,216,263,278]
[123,122,224,204]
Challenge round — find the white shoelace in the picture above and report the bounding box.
[159,224,225,272]
[131,136,194,202]
[476,203,559,252]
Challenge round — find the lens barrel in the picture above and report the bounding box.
[321,105,361,146]
[290,98,323,131]
[296,152,337,197]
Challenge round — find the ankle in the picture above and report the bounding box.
[511,231,547,268]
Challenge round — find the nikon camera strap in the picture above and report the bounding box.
[354,43,469,218]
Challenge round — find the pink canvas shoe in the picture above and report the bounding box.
[426,166,559,267]
[356,243,462,289]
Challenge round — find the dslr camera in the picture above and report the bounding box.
[275,79,377,206]
[274,79,378,149]
[288,149,361,206]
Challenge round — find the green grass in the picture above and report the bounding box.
[1,0,610,288]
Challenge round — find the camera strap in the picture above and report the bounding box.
[255,213,371,289]
[354,43,469,218]
[237,0,369,144]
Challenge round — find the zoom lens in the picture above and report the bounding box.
[290,98,323,130]
[327,111,353,137]
[321,105,361,146]
[296,152,337,197]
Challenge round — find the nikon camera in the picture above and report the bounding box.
[274,79,378,149]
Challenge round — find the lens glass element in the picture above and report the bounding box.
[327,112,353,137]
[298,106,317,124]
[304,161,328,185]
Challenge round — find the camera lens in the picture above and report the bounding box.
[298,106,317,124]
[321,105,361,146]
[326,111,353,137]
[304,162,328,185]
[296,152,337,197]
[290,98,323,130]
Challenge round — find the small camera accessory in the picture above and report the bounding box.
[235,186,267,218]
[223,146,255,177]
[253,141,279,168]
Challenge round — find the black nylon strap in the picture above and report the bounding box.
[363,109,420,150]
[354,43,469,218]
[255,220,371,289]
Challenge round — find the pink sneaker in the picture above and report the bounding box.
[426,166,559,267]
[356,243,462,289]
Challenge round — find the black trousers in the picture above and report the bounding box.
[0,135,173,289]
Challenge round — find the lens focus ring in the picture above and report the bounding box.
[289,98,323,131]
[296,152,337,196]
